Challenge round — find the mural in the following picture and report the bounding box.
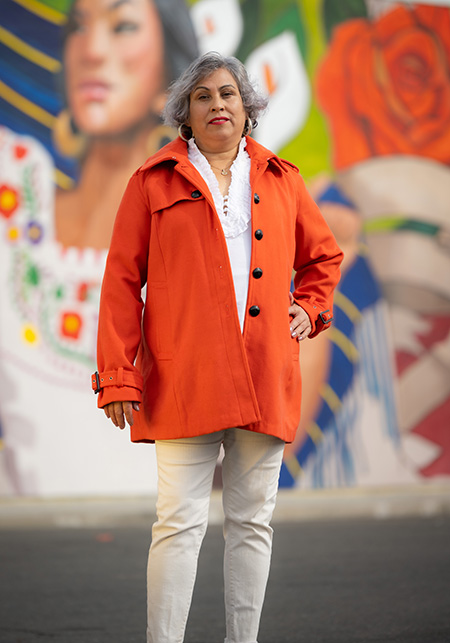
[0,0,198,494]
[0,0,449,495]
[285,0,450,487]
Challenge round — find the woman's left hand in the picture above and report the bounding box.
[288,292,312,341]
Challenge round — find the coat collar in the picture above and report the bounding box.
[138,135,298,175]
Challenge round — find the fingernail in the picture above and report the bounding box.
[291,331,297,337]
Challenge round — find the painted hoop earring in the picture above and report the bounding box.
[52,109,87,158]
[178,124,192,142]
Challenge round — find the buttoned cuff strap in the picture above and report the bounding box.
[92,368,143,394]
[318,310,333,325]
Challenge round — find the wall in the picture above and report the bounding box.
[0,0,449,495]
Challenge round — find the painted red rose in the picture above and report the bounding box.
[317,4,450,169]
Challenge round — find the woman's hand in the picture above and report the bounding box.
[104,401,140,429]
[288,292,312,341]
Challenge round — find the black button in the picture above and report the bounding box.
[191,190,201,198]
[249,305,260,317]
[254,229,263,240]
[254,193,260,204]
[252,267,263,279]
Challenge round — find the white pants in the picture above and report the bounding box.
[147,428,285,643]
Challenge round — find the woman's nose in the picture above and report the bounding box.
[80,23,110,63]
[211,95,224,111]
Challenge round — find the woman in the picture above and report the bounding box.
[94,52,343,643]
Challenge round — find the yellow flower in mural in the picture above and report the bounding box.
[7,226,20,242]
[22,323,39,345]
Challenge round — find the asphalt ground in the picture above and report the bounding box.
[0,512,449,643]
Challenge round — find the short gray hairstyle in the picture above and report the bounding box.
[163,52,268,137]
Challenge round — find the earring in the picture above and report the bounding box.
[243,116,253,137]
[52,109,87,158]
[178,124,192,143]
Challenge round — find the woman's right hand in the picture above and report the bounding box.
[103,401,140,429]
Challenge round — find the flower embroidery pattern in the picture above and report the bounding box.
[26,221,44,244]
[61,311,83,340]
[0,184,20,218]
[22,323,39,345]
[0,127,105,383]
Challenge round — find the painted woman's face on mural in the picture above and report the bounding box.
[64,0,165,137]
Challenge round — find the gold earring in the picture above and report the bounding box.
[52,109,87,158]
[178,124,192,143]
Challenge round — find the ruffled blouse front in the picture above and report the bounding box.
[188,137,252,238]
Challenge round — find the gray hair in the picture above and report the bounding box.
[163,52,268,137]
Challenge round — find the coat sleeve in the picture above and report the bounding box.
[92,171,151,407]
[292,174,343,338]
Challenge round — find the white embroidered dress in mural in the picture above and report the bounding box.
[0,126,155,496]
[0,126,105,386]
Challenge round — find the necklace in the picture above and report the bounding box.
[209,160,233,176]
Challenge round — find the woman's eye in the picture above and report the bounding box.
[114,20,139,34]
[66,17,85,35]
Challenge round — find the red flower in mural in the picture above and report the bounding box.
[13,144,28,160]
[61,311,83,340]
[77,282,89,302]
[317,5,450,169]
[0,184,20,218]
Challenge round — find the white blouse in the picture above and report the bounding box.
[188,137,252,332]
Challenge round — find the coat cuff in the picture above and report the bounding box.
[91,368,143,393]
[294,299,334,339]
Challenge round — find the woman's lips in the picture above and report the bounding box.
[77,81,110,101]
[209,117,229,124]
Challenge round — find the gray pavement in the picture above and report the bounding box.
[1,488,450,642]
[1,483,450,529]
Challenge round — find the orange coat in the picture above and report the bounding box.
[93,137,343,443]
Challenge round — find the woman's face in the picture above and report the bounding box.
[64,0,164,137]
[187,68,247,153]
